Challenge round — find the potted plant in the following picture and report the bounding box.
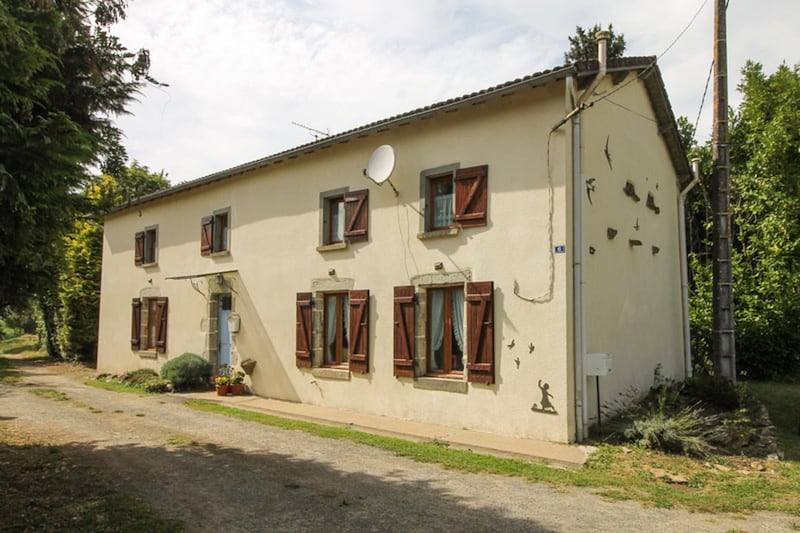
[214,374,230,396]
[230,371,246,395]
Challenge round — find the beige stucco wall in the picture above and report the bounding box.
[578,73,687,424]
[98,80,577,442]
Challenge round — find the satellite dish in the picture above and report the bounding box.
[366,145,395,185]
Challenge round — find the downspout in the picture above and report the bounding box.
[569,31,609,443]
[679,159,701,378]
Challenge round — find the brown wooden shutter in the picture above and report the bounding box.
[348,289,370,374]
[466,281,494,384]
[155,297,168,353]
[393,286,415,377]
[454,165,488,228]
[200,216,214,255]
[295,292,313,368]
[130,298,141,349]
[344,189,369,242]
[134,232,145,266]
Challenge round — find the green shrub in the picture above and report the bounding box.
[602,366,770,457]
[121,369,171,393]
[623,404,718,458]
[160,353,212,391]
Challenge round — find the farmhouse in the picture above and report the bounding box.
[97,36,692,443]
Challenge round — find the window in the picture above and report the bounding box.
[393,281,495,384]
[422,165,489,233]
[295,289,370,374]
[201,208,230,255]
[427,286,465,375]
[324,292,349,366]
[134,226,158,266]
[429,174,455,230]
[131,297,168,353]
[327,196,345,244]
[320,189,369,247]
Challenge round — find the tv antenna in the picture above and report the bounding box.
[291,121,330,140]
[364,144,398,196]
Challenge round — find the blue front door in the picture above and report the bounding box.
[218,294,232,368]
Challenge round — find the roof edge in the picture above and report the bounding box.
[109,64,576,213]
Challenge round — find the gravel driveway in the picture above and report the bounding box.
[0,356,794,532]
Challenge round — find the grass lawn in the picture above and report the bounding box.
[748,381,800,461]
[186,398,800,516]
[2,338,800,518]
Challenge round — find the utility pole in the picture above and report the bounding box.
[712,0,736,382]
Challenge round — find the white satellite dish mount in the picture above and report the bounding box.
[364,144,398,196]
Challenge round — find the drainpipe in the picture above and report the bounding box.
[571,31,609,442]
[679,159,701,378]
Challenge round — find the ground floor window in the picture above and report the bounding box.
[146,298,159,350]
[131,296,168,353]
[295,289,370,374]
[427,286,465,375]
[393,281,495,384]
[324,292,349,366]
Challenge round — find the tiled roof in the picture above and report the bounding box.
[111,57,689,212]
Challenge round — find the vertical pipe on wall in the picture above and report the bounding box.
[572,108,586,442]
[573,31,610,442]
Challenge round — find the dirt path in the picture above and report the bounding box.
[0,355,794,532]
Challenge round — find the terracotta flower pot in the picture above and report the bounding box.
[230,383,246,395]
[216,384,230,396]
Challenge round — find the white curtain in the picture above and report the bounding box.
[429,290,444,369]
[326,296,337,362]
[343,295,349,360]
[452,288,465,354]
[434,194,453,228]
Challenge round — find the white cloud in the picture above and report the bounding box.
[113,0,800,182]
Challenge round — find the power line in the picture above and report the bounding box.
[588,0,711,108]
[692,60,715,143]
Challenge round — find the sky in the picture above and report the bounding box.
[112,0,800,184]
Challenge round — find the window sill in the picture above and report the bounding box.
[136,350,158,359]
[139,262,158,268]
[417,227,460,240]
[316,242,348,253]
[208,250,230,258]
[413,376,467,393]
[311,367,351,381]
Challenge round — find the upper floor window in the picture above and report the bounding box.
[327,196,345,244]
[201,208,230,256]
[134,226,158,266]
[319,189,369,248]
[429,174,455,230]
[422,165,489,234]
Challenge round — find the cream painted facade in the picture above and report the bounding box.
[97,58,691,443]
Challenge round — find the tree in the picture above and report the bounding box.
[564,24,626,63]
[689,62,800,379]
[0,0,157,308]
[56,164,169,361]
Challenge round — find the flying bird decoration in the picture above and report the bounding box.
[586,178,597,205]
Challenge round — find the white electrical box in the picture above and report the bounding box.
[586,353,613,376]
